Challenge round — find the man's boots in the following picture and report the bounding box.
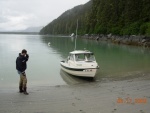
[19,86,23,93]
[23,87,29,95]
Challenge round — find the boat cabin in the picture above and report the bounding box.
[68,50,96,62]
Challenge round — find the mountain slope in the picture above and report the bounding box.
[40,1,92,35]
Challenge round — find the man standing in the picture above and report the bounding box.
[16,49,29,95]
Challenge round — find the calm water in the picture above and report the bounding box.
[0,34,150,88]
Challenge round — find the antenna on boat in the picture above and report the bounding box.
[74,19,78,50]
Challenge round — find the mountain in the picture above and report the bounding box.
[40,0,150,36]
[0,26,42,34]
[20,26,43,32]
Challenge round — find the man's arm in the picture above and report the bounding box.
[22,54,29,62]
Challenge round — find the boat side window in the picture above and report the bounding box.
[70,54,74,61]
[75,54,78,61]
[67,56,70,61]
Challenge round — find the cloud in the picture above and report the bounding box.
[0,8,36,31]
[0,0,89,31]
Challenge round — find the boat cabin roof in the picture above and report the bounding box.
[70,50,93,55]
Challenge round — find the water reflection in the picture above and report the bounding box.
[40,35,75,59]
[60,70,94,85]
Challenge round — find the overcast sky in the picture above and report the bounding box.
[0,0,89,31]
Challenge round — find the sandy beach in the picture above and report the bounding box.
[0,74,150,113]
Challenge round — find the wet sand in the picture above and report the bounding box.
[0,75,150,113]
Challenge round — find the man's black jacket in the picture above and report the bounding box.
[16,53,29,73]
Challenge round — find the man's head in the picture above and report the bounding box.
[21,49,27,56]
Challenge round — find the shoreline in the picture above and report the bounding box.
[0,75,150,113]
[81,34,150,48]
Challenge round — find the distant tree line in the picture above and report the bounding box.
[40,0,150,36]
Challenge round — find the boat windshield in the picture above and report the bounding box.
[75,53,95,62]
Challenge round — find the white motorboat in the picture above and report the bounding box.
[60,19,99,77]
[60,50,99,77]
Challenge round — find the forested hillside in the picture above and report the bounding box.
[40,0,150,36]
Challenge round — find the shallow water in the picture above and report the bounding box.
[0,34,150,88]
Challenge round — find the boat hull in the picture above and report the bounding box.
[60,61,98,77]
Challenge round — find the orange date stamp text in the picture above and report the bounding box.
[117,97,147,104]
